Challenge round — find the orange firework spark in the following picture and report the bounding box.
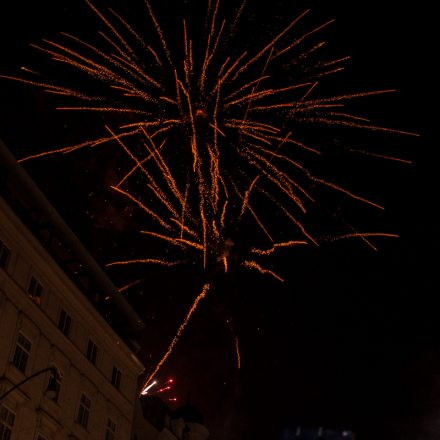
[142,283,210,390]
[251,241,308,256]
[235,336,241,369]
[317,232,400,251]
[242,260,285,282]
[107,259,182,267]
[2,0,416,382]
[222,256,228,273]
[118,279,142,293]
[346,148,413,164]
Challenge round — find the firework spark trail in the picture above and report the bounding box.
[237,46,274,140]
[240,176,260,218]
[225,82,312,108]
[200,0,224,91]
[17,130,141,162]
[232,9,311,81]
[230,179,274,242]
[251,241,308,255]
[299,117,419,137]
[258,186,318,245]
[106,130,178,218]
[327,112,370,122]
[262,134,321,155]
[0,74,103,101]
[230,0,247,35]
[220,200,228,228]
[226,119,280,134]
[107,128,183,221]
[303,170,385,210]
[2,0,417,383]
[242,260,284,282]
[176,78,199,171]
[213,51,248,91]
[140,127,185,205]
[247,89,399,114]
[346,148,413,164]
[224,75,270,101]
[110,185,172,230]
[274,19,335,59]
[246,143,315,202]
[56,106,151,114]
[183,20,191,84]
[118,279,142,292]
[145,0,173,65]
[242,148,307,213]
[312,66,345,78]
[107,258,182,267]
[115,138,164,188]
[31,37,160,99]
[83,0,135,59]
[222,256,228,272]
[319,55,351,68]
[108,7,163,66]
[300,89,397,105]
[179,183,190,238]
[142,283,211,390]
[325,232,400,242]
[235,336,241,369]
[140,230,203,250]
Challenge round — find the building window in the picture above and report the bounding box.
[105,418,116,440]
[86,340,98,365]
[0,240,11,271]
[0,405,15,440]
[58,309,72,337]
[12,333,32,373]
[27,276,43,305]
[111,366,121,389]
[76,394,91,430]
[47,369,61,403]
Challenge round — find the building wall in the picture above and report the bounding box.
[131,398,167,440]
[0,195,144,440]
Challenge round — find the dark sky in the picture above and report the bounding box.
[0,1,435,439]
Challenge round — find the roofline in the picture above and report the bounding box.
[0,138,145,332]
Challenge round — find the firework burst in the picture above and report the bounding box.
[1,0,416,389]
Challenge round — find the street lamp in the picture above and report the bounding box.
[0,366,58,402]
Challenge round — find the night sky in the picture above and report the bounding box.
[0,1,435,439]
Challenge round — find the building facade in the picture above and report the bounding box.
[0,139,145,440]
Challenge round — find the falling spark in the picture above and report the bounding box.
[242,260,284,282]
[222,256,228,273]
[118,279,142,293]
[325,232,400,242]
[251,241,308,256]
[235,336,241,369]
[346,148,413,164]
[107,259,182,267]
[143,283,210,388]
